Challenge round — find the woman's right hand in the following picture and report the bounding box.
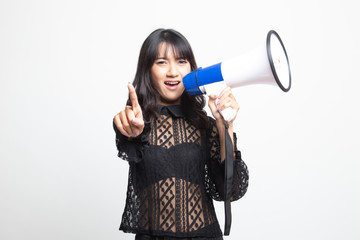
[113,83,144,138]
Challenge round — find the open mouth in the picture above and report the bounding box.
[164,81,180,86]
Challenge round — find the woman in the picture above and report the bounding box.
[113,28,249,240]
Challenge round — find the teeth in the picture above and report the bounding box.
[165,81,179,85]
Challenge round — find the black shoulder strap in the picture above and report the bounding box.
[223,122,234,236]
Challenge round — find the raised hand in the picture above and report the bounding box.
[113,83,144,137]
[208,86,240,124]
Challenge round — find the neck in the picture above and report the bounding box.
[157,97,181,106]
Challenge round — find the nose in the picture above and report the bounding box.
[167,62,179,77]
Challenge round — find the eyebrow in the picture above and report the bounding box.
[155,56,187,60]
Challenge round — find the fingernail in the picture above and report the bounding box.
[218,105,225,111]
[132,118,138,124]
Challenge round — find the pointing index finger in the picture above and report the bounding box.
[128,82,141,113]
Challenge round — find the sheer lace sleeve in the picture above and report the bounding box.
[113,120,151,163]
[205,118,249,201]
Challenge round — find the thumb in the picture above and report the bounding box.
[208,95,216,109]
[208,94,217,100]
[131,117,144,128]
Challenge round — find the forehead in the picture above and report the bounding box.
[156,42,183,58]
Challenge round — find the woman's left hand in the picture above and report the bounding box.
[208,87,240,124]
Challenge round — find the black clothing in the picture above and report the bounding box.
[135,233,222,240]
[113,105,249,239]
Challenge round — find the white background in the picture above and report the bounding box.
[1,0,359,239]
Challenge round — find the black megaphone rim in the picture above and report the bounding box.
[266,30,292,92]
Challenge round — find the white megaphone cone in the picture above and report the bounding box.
[183,30,292,122]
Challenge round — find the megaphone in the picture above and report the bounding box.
[183,30,291,122]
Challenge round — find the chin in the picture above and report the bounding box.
[159,96,182,105]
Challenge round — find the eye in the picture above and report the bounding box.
[156,60,167,65]
[178,59,188,64]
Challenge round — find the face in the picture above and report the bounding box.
[151,43,191,105]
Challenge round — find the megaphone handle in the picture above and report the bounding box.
[219,106,237,122]
[204,81,236,122]
[215,98,237,122]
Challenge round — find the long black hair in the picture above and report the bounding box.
[128,28,209,129]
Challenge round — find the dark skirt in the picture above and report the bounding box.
[135,233,223,240]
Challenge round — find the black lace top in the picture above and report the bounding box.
[113,105,249,239]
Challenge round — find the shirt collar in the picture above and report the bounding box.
[157,104,184,118]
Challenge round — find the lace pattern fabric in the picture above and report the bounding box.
[113,106,249,238]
